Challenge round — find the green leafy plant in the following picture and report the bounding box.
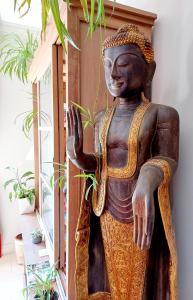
[4,167,35,205]
[75,173,97,200]
[49,162,67,190]
[14,0,112,51]
[23,263,59,300]
[0,30,38,83]
[15,109,52,139]
[31,229,43,239]
[72,102,95,129]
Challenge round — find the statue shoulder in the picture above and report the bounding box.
[94,109,107,125]
[151,103,179,123]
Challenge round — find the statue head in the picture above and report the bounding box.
[102,24,156,100]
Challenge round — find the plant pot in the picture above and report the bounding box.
[32,236,42,244]
[18,196,35,215]
[34,291,59,300]
[15,233,24,265]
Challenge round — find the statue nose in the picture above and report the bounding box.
[111,62,120,80]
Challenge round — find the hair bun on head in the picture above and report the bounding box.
[102,23,154,64]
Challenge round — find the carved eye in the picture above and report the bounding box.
[116,57,130,67]
[117,61,130,67]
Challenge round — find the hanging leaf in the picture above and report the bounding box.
[9,192,13,201]
[49,0,79,51]
[3,179,16,190]
[75,173,98,200]
[14,0,110,50]
[21,171,34,178]
[80,0,89,22]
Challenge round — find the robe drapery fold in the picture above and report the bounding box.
[75,159,177,300]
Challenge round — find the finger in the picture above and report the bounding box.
[76,108,83,142]
[137,217,143,248]
[72,106,79,142]
[69,107,74,136]
[141,232,148,250]
[133,214,138,244]
[144,215,148,236]
[67,111,71,136]
[147,216,154,237]
[141,217,147,250]
[146,217,154,248]
[72,105,78,127]
[69,106,74,136]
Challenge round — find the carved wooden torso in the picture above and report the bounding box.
[95,102,178,223]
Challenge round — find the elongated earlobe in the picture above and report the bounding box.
[144,61,156,100]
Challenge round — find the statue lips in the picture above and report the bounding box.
[110,81,124,90]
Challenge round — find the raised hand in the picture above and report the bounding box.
[67,105,83,160]
[132,186,155,250]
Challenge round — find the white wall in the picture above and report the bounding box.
[115,1,193,299]
[1,2,193,298]
[0,22,35,254]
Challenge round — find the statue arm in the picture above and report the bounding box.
[141,105,179,177]
[67,105,97,172]
[132,105,179,250]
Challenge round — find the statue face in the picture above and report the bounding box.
[104,44,149,98]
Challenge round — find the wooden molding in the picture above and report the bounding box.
[71,0,157,26]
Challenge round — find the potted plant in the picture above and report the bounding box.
[23,264,59,300]
[4,167,35,215]
[31,229,43,244]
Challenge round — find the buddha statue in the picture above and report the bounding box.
[67,24,179,300]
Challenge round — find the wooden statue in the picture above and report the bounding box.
[67,24,179,300]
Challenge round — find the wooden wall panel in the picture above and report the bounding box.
[66,9,81,300]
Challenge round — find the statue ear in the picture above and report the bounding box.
[144,61,156,100]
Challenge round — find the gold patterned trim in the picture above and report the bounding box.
[106,102,151,178]
[143,158,178,300]
[75,180,91,300]
[92,102,151,217]
[89,292,111,300]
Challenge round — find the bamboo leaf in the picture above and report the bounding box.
[14,0,17,11]
[9,192,13,201]
[71,101,88,114]
[49,0,66,50]
[21,171,34,178]
[85,183,93,200]
[3,179,16,190]
[89,0,96,36]
[41,0,50,39]
[61,22,79,50]
[50,175,54,188]
[83,120,89,129]
[80,0,89,22]
[25,176,35,181]
[13,183,18,192]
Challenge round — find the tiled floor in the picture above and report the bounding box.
[0,253,25,300]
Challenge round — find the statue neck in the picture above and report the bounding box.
[117,94,142,111]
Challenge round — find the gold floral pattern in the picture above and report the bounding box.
[100,211,148,300]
